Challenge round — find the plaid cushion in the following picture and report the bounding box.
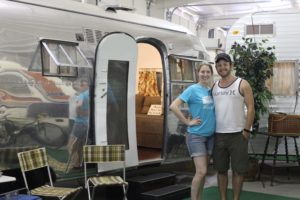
[18,148,48,172]
[31,185,80,198]
[83,145,125,163]
[89,176,128,186]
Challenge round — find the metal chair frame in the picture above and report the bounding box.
[83,144,127,200]
[17,147,81,200]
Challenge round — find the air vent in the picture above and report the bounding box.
[95,30,103,43]
[106,6,134,12]
[246,24,274,35]
[85,28,95,44]
[105,7,117,13]
[208,29,215,39]
[198,52,204,59]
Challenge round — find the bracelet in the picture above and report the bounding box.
[243,128,251,133]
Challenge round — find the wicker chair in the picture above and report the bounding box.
[83,145,127,200]
[17,147,82,200]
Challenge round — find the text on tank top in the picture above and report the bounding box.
[212,78,245,133]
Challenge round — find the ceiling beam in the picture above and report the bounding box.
[157,0,272,9]
[291,0,300,8]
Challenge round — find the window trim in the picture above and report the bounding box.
[40,39,92,77]
[169,55,204,83]
[169,55,207,102]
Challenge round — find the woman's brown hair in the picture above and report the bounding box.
[197,63,213,74]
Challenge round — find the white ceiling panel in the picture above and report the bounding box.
[158,0,300,26]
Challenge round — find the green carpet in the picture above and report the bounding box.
[250,154,299,162]
[183,186,300,200]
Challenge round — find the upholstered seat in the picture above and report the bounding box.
[135,95,164,148]
[88,176,128,186]
[30,185,79,198]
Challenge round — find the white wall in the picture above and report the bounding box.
[171,10,197,35]
[137,43,162,69]
[226,11,300,128]
[226,12,300,60]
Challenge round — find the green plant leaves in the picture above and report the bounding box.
[230,38,277,134]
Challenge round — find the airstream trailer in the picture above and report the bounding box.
[0,0,210,178]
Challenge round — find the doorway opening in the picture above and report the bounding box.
[135,43,164,162]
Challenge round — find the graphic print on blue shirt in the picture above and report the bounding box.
[179,84,215,136]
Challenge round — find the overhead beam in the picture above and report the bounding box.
[157,0,272,9]
[157,0,204,8]
[291,0,300,8]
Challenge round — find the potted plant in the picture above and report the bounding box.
[230,37,276,134]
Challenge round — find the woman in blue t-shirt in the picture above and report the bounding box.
[170,63,216,200]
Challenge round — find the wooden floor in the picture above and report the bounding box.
[138,146,162,161]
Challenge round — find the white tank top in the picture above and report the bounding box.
[212,78,245,133]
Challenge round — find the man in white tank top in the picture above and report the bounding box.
[212,53,255,200]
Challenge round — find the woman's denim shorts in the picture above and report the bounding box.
[186,133,214,157]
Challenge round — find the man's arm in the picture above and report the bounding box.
[76,94,88,117]
[241,80,255,139]
[76,97,83,116]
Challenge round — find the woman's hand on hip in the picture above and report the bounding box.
[187,116,201,126]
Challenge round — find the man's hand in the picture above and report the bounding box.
[242,130,250,141]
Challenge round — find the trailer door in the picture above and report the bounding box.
[94,32,138,171]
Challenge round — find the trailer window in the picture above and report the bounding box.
[169,57,194,82]
[267,61,297,95]
[171,84,190,107]
[41,39,91,77]
[106,60,129,148]
[169,55,205,105]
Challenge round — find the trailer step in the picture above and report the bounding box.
[127,173,176,200]
[140,184,190,200]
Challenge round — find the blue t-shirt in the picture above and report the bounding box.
[179,84,216,136]
[75,89,89,124]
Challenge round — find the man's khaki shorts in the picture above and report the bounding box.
[213,132,249,174]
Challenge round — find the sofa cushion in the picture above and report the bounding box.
[136,114,164,148]
[141,96,161,114]
[136,94,144,114]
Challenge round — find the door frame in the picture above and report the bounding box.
[136,38,169,163]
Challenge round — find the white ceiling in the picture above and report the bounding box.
[158,0,300,27]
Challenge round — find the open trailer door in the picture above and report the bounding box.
[94,32,138,171]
